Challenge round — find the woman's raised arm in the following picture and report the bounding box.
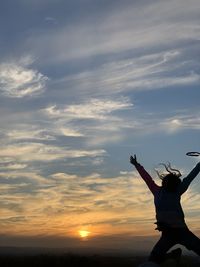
[179,162,200,194]
[130,155,160,195]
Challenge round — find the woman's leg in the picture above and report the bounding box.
[149,231,176,263]
[180,228,200,255]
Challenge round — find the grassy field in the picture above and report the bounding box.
[0,253,199,267]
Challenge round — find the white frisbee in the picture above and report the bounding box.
[186,151,200,157]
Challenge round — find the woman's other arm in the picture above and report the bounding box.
[179,162,200,194]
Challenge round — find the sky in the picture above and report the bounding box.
[0,0,200,253]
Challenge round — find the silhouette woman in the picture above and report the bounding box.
[130,154,200,264]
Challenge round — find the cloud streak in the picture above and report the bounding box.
[42,97,134,145]
[160,113,200,133]
[45,97,133,120]
[0,142,106,162]
[57,50,199,97]
[0,57,48,98]
[27,0,200,63]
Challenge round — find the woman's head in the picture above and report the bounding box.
[155,163,182,192]
[161,173,181,192]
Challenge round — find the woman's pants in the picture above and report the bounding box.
[149,227,200,263]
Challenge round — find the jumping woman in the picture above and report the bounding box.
[130,154,200,264]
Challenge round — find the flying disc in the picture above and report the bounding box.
[186,151,200,157]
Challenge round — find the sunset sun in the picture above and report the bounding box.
[79,230,90,239]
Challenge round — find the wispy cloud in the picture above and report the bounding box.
[160,113,200,133]
[0,170,155,236]
[0,142,106,162]
[28,0,200,63]
[44,16,58,25]
[6,128,55,141]
[0,163,27,170]
[43,97,134,145]
[0,167,199,238]
[0,57,48,98]
[45,97,133,120]
[57,50,199,97]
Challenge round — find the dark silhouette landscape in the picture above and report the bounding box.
[0,247,199,267]
[0,253,200,267]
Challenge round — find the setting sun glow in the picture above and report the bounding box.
[79,230,90,238]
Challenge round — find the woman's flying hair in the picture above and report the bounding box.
[155,162,182,180]
[155,162,182,192]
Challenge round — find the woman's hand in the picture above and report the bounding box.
[130,154,138,166]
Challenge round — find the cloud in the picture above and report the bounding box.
[59,127,84,137]
[0,163,27,170]
[42,97,134,145]
[27,0,200,63]
[0,57,48,98]
[22,0,199,107]
[0,142,106,162]
[45,97,133,120]
[57,50,199,97]
[6,129,55,141]
[45,17,58,25]
[0,170,156,236]
[0,171,49,185]
[0,167,199,238]
[42,97,200,147]
[5,122,83,139]
[160,114,200,133]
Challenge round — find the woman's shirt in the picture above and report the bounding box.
[135,162,200,228]
[154,188,186,227]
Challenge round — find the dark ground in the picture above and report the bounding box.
[0,253,199,267]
